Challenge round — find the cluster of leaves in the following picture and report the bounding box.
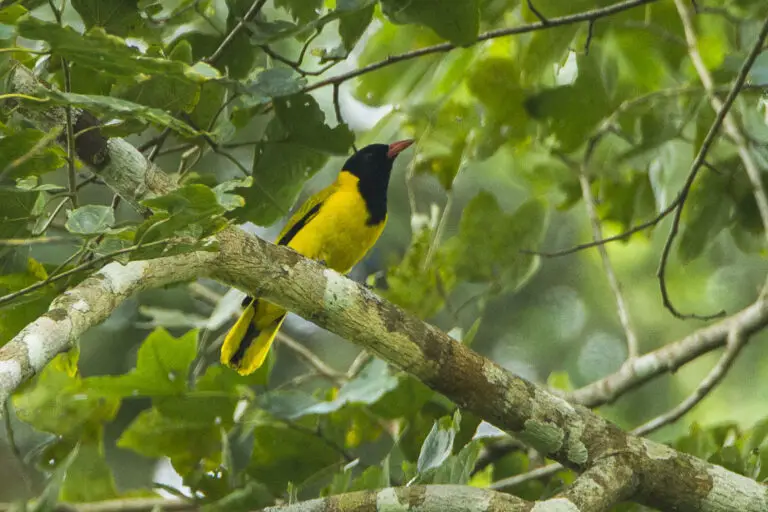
[10,327,499,508]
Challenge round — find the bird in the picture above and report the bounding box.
[220,139,414,375]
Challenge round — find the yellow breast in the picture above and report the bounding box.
[286,172,386,274]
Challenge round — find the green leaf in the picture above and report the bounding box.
[245,68,307,99]
[134,184,231,257]
[404,100,477,189]
[275,0,322,24]
[114,40,200,113]
[257,359,398,420]
[678,171,732,263]
[417,410,461,474]
[273,93,354,155]
[0,128,67,181]
[338,1,375,51]
[65,205,115,235]
[17,20,218,82]
[248,422,341,494]
[383,226,457,318]
[466,56,529,151]
[0,257,57,344]
[236,141,327,225]
[84,328,197,397]
[381,0,479,46]
[213,177,252,211]
[202,481,274,512]
[59,433,119,502]
[14,350,120,437]
[450,191,547,293]
[524,53,614,152]
[41,90,199,137]
[15,176,65,192]
[117,406,220,474]
[71,0,142,36]
[31,444,79,512]
[427,439,482,484]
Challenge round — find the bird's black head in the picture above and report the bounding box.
[342,140,414,184]
[342,140,413,225]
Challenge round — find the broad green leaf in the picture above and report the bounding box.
[466,56,529,153]
[0,257,57,343]
[338,1,375,51]
[14,350,120,437]
[678,171,732,263]
[248,422,341,494]
[404,100,477,189]
[71,0,142,36]
[59,433,119,502]
[155,362,268,429]
[450,191,547,293]
[381,0,479,46]
[347,465,390,492]
[273,93,354,155]
[213,177,251,211]
[0,128,67,180]
[84,328,197,397]
[114,40,200,113]
[31,445,79,512]
[15,176,65,192]
[524,53,614,152]
[426,439,482,485]
[520,25,579,86]
[256,359,398,419]
[17,19,218,82]
[752,52,768,85]
[40,90,199,137]
[275,0,323,24]
[245,68,307,99]
[417,410,461,473]
[65,205,115,235]
[117,406,220,474]
[133,184,231,258]
[236,141,327,225]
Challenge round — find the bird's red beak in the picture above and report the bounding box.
[387,139,414,159]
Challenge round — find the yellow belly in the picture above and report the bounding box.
[286,187,386,273]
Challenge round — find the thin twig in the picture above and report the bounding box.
[300,0,659,95]
[62,58,78,209]
[632,328,748,436]
[674,0,768,240]
[346,350,372,379]
[206,0,268,65]
[0,240,168,307]
[656,7,768,319]
[277,332,346,383]
[577,163,639,358]
[526,0,549,23]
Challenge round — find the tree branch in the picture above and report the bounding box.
[567,294,768,407]
[656,9,768,319]
[673,0,768,241]
[577,161,639,359]
[300,0,659,95]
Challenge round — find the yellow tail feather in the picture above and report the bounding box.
[221,299,286,375]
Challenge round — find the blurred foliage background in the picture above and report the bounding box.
[1,0,768,510]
